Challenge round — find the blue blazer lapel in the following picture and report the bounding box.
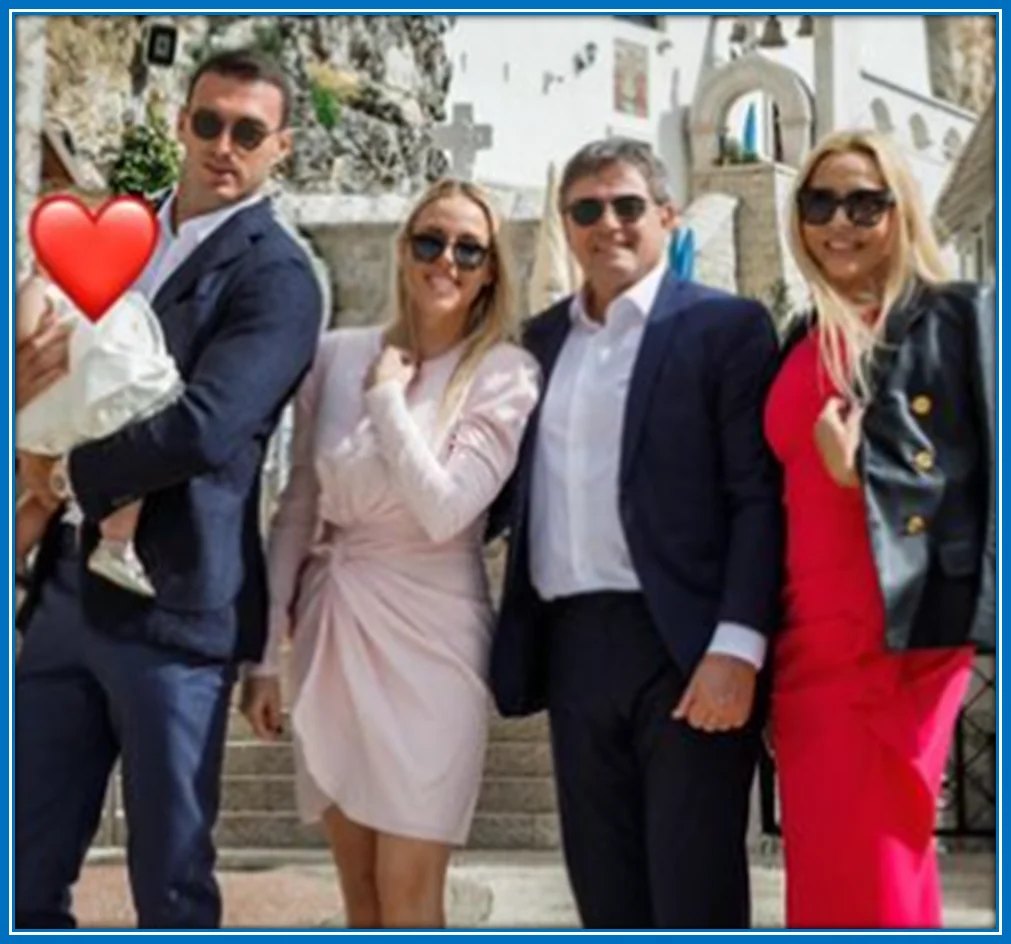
[531,302,573,384]
[152,200,272,314]
[516,301,572,488]
[620,271,688,484]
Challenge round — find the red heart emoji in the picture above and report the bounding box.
[29,195,159,323]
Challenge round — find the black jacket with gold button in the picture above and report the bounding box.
[781,280,995,653]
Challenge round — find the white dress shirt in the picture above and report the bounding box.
[528,262,767,670]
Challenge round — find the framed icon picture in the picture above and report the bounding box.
[614,39,649,118]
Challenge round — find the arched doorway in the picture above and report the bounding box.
[689,53,814,169]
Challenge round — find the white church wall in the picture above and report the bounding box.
[445,15,966,198]
[445,15,716,202]
[851,72,977,211]
[856,15,934,96]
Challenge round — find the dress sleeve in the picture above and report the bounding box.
[365,344,540,545]
[247,335,332,677]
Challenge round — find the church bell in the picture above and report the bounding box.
[758,16,788,48]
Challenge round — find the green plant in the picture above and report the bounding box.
[716,136,762,167]
[309,78,341,131]
[107,109,181,198]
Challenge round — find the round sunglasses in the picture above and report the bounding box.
[796,187,895,228]
[189,108,283,152]
[565,194,649,227]
[409,231,490,271]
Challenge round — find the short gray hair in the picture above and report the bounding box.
[558,138,673,210]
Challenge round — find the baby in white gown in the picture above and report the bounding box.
[16,274,184,597]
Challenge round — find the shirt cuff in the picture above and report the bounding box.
[707,622,767,671]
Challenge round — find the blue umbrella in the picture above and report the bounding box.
[669,227,696,282]
[742,101,758,157]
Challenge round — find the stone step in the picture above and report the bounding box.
[224,709,551,745]
[221,775,294,812]
[468,812,560,850]
[214,813,328,849]
[479,776,557,814]
[224,735,553,779]
[193,811,561,850]
[224,741,296,776]
[219,775,558,815]
[489,712,551,743]
[484,741,554,777]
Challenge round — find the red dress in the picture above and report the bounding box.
[764,333,973,929]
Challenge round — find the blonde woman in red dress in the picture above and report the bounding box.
[764,129,994,928]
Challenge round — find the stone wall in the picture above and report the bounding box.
[691,162,808,319]
[681,192,739,295]
[278,194,541,328]
[44,15,454,195]
[925,15,997,115]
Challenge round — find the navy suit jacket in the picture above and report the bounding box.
[21,199,323,664]
[489,273,784,716]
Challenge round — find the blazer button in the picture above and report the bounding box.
[906,515,927,535]
[911,395,932,417]
[913,450,935,472]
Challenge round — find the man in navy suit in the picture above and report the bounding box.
[489,139,782,928]
[15,48,323,928]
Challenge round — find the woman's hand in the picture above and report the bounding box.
[240,675,284,741]
[814,395,864,488]
[365,345,417,391]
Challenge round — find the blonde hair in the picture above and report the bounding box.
[388,179,520,426]
[787,129,949,403]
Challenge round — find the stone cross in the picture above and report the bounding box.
[430,103,493,181]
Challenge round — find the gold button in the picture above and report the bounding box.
[913,450,935,472]
[906,515,927,535]
[911,395,932,417]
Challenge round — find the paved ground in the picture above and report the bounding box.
[74,849,997,930]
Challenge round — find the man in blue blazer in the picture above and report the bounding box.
[15,49,323,928]
[489,139,782,928]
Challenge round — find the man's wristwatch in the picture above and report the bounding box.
[49,455,74,503]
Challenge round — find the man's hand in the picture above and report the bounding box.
[673,652,757,733]
[15,300,72,412]
[18,453,61,512]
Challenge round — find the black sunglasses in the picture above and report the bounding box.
[409,231,490,271]
[796,187,895,228]
[565,194,649,227]
[189,108,283,152]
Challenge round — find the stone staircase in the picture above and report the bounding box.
[97,701,561,852]
[208,706,560,850]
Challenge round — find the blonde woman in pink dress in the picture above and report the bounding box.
[240,179,540,929]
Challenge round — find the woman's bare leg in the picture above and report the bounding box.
[320,805,381,929]
[376,832,453,929]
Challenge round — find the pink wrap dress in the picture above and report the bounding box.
[254,326,539,844]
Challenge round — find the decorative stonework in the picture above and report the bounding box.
[926,15,997,115]
[690,162,808,315]
[15,15,48,280]
[690,52,814,170]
